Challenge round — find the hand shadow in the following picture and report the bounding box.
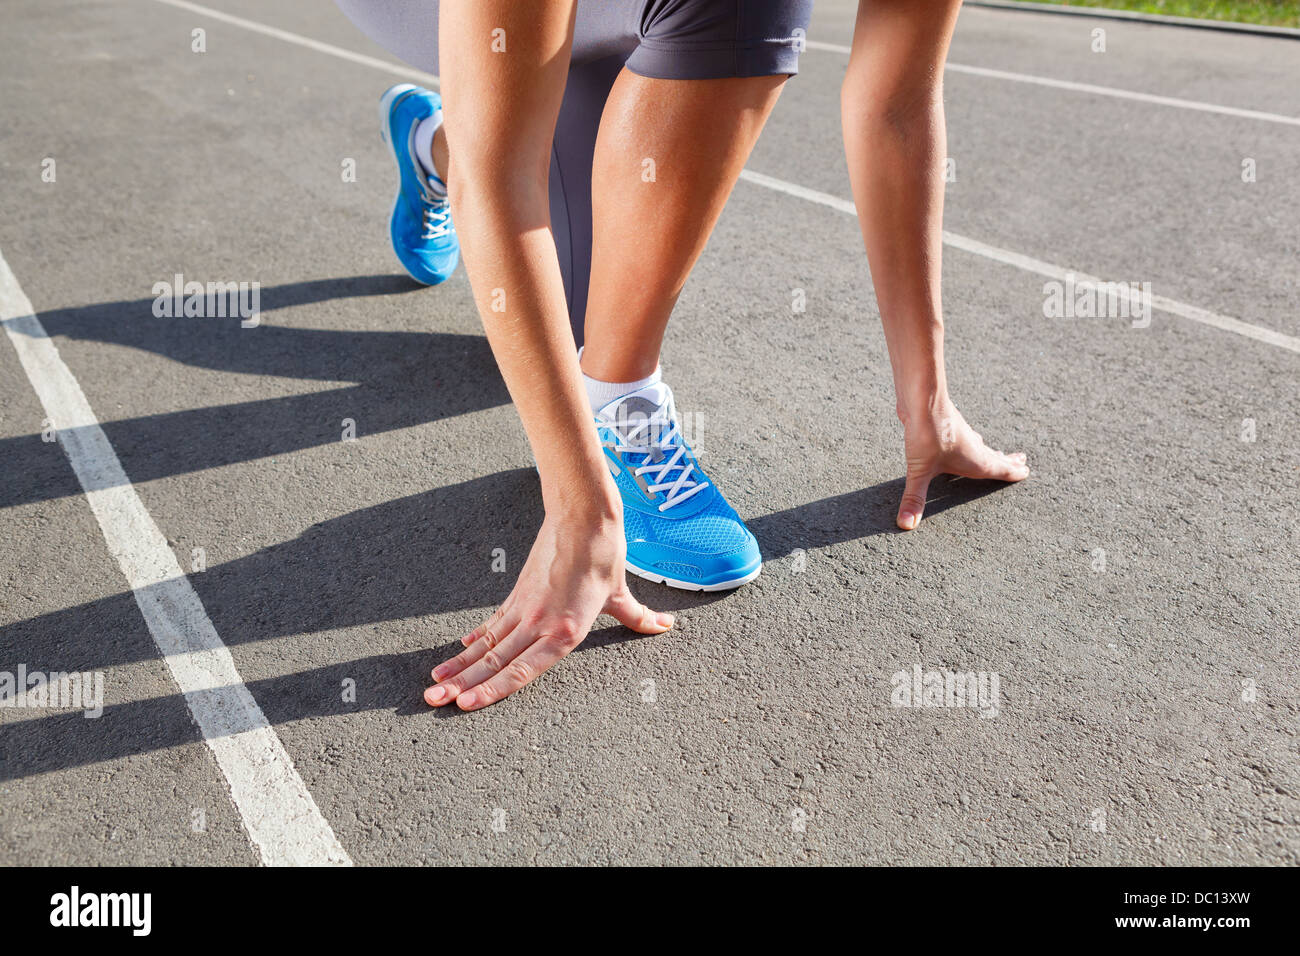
[749,473,1017,560]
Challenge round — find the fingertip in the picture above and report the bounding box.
[898,512,919,530]
[654,612,675,631]
[425,685,448,706]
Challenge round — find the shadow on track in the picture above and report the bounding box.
[1,270,1015,775]
[749,473,1011,559]
[0,274,508,509]
[0,469,1012,779]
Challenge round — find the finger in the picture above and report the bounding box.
[455,635,576,712]
[428,620,542,706]
[439,606,518,678]
[604,588,674,635]
[462,603,508,647]
[465,600,504,647]
[432,606,521,683]
[897,470,934,530]
[968,445,1030,483]
[426,611,520,706]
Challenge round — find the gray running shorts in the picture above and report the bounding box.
[334,0,813,343]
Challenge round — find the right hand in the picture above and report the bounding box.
[896,398,1029,530]
[425,506,674,711]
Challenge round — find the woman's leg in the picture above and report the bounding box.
[551,3,809,592]
[335,0,441,73]
[548,55,626,345]
[842,0,1029,530]
[579,71,787,383]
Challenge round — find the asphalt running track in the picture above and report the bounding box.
[1,0,1296,865]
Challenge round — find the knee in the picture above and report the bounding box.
[842,68,943,138]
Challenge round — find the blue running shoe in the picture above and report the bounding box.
[378,83,458,285]
[596,382,762,591]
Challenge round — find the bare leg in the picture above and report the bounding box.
[579,71,786,383]
[842,0,1028,530]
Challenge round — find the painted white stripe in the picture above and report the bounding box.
[943,62,1300,127]
[0,248,352,867]
[149,0,439,88]
[804,40,1300,128]
[803,40,854,54]
[738,169,1300,354]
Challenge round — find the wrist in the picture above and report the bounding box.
[542,474,622,533]
[895,380,953,426]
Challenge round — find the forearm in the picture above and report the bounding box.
[453,180,616,518]
[840,2,1028,531]
[440,1,615,521]
[843,100,948,415]
[841,0,964,420]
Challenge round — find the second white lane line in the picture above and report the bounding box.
[151,0,440,88]
[1,247,352,867]
[739,169,1300,355]
[803,40,1300,128]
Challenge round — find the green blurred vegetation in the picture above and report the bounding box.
[1016,1,1300,28]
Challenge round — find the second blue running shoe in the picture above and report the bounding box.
[596,382,762,591]
[378,83,459,285]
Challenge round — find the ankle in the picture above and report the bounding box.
[896,387,955,427]
[413,113,448,186]
[431,124,450,185]
[578,347,662,411]
[578,348,661,386]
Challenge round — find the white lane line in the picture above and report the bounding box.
[0,249,352,867]
[804,40,1300,127]
[140,0,1298,355]
[738,169,1300,354]
[149,0,439,88]
[803,40,855,54]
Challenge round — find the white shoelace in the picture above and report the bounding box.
[608,413,709,512]
[421,187,452,240]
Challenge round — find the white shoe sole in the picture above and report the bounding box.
[624,560,762,592]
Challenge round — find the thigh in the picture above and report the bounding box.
[332,0,643,76]
[334,0,441,74]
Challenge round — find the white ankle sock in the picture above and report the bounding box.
[578,348,662,412]
[413,111,445,189]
